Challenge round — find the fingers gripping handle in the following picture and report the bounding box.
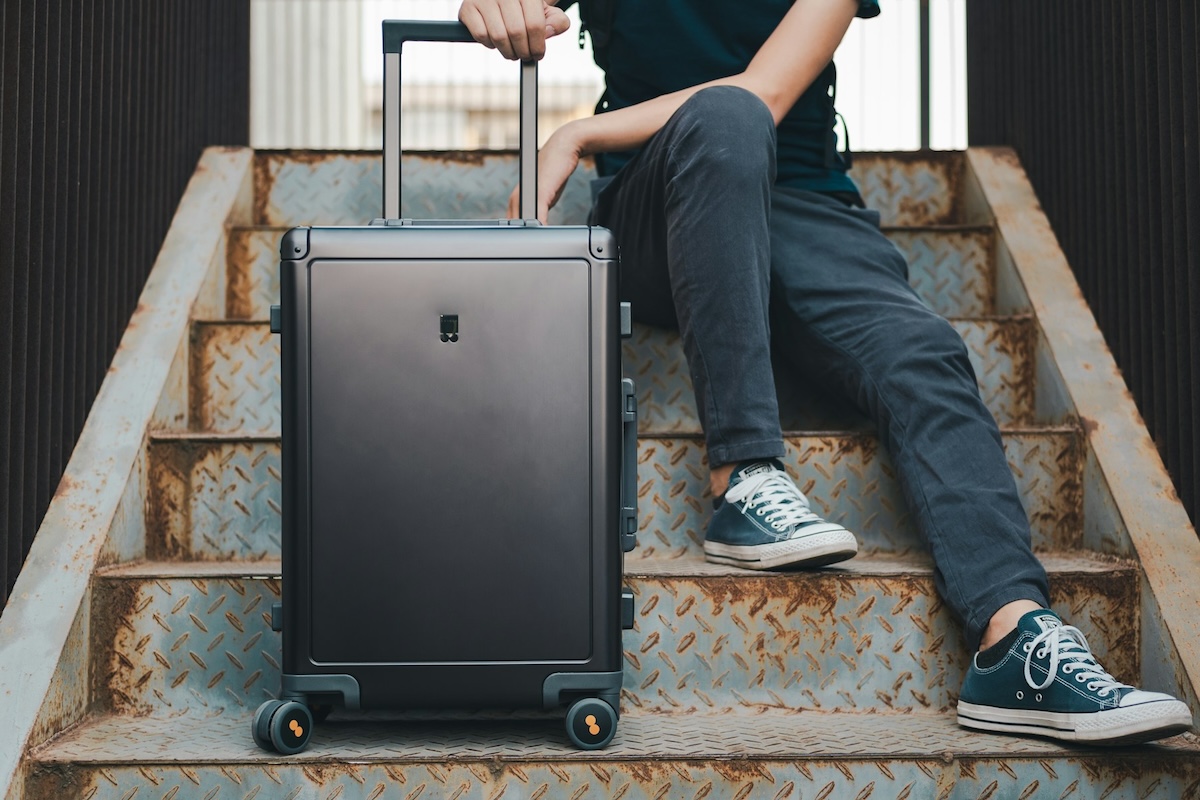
[382,20,538,221]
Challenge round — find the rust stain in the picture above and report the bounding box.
[226,231,257,320]
[252,154,281,226]
[146,438,202,560]
[53,474,77,501]
[23,763,88,800]
[991,315,1037,420]
[90,578,146,715]
[188,323,214,432]
[409,150,493,167]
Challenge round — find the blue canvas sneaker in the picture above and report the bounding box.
[703,460,858,570]
[958,609,1193,744]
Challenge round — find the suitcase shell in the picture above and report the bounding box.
[258,20,636,752]
[275,223,630,712]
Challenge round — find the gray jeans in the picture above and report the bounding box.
[590,85,1050,650]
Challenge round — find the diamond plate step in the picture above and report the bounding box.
[145,429,1082,561]
[91,554,1135,718]
[226,224,994,322]
[27,711,1200,800]
[251,151,969,229]
[188,314,1032,435]
[629,316,1034,433]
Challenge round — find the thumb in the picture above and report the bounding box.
[544,5,570,37]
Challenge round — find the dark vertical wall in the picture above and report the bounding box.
[0,1,250,608]
[968,1,1200,529]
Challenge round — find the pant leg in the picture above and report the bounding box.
[591,85,784,467]
[766,187,1050,650]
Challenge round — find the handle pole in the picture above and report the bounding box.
[383,51,402,219]
[519,60,538,221]
[381,20,540,221]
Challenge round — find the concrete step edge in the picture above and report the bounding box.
[95,551,1134,581]
[29,709,1200,765]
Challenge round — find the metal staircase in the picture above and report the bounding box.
[3,148,1200,799]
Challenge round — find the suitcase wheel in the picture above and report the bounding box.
[564,697,618,750]
[251,700,282,751]
[252,699,314,754]
[268,700,315,755]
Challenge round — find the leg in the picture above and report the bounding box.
[592,87,856,568]
[767,188,1190,743]
[591,85,784,469]
[765,187,1048,649]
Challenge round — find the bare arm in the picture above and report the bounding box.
[509,0,860,220]
[567,0,859,156]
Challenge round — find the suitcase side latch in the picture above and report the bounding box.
[620,378,638,553]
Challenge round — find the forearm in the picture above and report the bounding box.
[562,0,858,158]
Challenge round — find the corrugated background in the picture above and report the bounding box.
[967,0,1199,529]
[0,0,250,607]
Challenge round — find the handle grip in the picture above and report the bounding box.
[383,20,475,50]
[382,20,538,222]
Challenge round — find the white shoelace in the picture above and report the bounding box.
[725,471,824,533]
[1023,624,1131,697]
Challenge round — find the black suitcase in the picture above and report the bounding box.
[251,20,637,754]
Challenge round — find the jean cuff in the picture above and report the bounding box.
[707,438,787,470]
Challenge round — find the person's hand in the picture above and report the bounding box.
[459,0,570,61]
[507,122,584,223]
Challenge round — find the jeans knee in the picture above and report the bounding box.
[902,314,977,384]
[671,86,777,181]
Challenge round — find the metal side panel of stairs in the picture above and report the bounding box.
[3,147,1200,800]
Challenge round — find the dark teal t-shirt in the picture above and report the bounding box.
[569,0,880,194]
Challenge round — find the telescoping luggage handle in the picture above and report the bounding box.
[382,20,538,222]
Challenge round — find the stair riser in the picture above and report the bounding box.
[226,227,994,323]
[27,758,1200,800]
[189,316,1032,435]
[92,570,1135,717]
[252,152,968,229]
[145,433,1082,562]
[627,319,1035,434]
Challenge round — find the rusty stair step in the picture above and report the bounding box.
[226,222,998,322]
[248,150,975,230]
[144,428,1085,562]
[185,313,1036,436]
[27,708,1200,799]
[90,552,1134,718]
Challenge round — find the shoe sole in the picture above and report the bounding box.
[703,530,858,570]
[956,699,1194,745]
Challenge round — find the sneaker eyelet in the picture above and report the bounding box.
[1022,643,1033,653]
[1076,675,1086,682]
[756,509,766,516]
[1016,691,1024,700]
[1035,693,1042,702]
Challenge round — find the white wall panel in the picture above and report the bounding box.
[250,0,967,152]
[251,0,366,148]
